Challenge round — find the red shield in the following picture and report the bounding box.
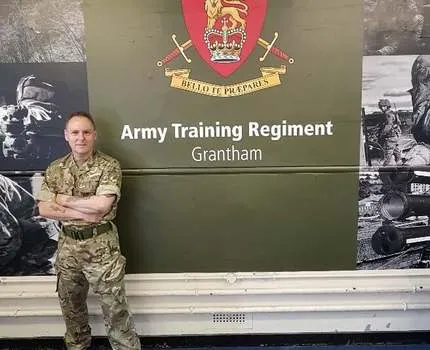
[181,0,267,77]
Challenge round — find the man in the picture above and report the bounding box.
[377,99,401,166]
[410,55,430,145]
[37,112,141,350]
[0,75,64,161]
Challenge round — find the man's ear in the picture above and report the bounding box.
[64,129,69,142]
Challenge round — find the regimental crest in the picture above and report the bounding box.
[183,0,266,77]
[157,0,295,97]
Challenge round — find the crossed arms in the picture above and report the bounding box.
[38,194,115,223]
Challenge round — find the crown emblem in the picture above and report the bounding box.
[204,17,246,63]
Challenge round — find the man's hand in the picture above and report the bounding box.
[55,194,74,207]
[48,202,66,214]
[82,212,104,223]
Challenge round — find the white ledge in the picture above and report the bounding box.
[1,269,430,337]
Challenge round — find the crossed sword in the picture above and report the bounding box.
[157,32,294,67]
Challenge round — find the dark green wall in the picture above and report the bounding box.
[83,0,362,272]
[118,172,358,273]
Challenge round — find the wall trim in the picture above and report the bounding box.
[1,269,430,338]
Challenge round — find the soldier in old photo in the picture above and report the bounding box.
[376,99,401,166]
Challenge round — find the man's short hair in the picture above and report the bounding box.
[66,111,96,130]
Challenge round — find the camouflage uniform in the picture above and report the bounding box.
[37,151,140,350]
[403,143,430,166]
[378,109,401,166]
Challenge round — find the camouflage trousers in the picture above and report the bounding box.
[381,138,401,166]
[55,224,141,350]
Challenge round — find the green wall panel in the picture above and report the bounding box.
[83,0,362,168]
[118,172,358,273]
[82,0,362,273]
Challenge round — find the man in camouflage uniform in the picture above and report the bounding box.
[377,99,402,166]
[37,112,141,350]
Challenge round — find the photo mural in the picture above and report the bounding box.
[5,0,430,275]
[0,0,88,275]
[357,0,430,269]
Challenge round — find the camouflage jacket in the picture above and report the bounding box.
[378,110,401,139]
[37,150,122,225]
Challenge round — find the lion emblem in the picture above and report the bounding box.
[205,0,249,29]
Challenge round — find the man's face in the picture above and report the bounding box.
[64,116,97,160]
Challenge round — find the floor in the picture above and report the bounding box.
[1,334,430,350]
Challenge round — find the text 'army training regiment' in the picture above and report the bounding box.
[120,120,334,143]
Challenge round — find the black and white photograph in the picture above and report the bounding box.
[0,63,89,171]
[0,174,59,276]
[363,0,430,56]
[357,54,430,269]
[357,0,430,270]
[0,0,86,63]
[0,0,88,171]
[0,0,88,275]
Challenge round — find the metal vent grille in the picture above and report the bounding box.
[211,313,252,329]
[213,312,246,323]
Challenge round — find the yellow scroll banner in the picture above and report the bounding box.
[165,65,287,97]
